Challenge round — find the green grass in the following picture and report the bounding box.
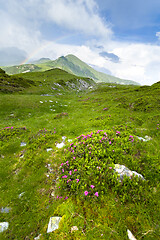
[0,71,160,239]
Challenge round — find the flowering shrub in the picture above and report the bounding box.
[57,128,147,202]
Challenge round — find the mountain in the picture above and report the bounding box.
[2,54,140,85]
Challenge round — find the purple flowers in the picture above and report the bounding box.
[95,192,99,197]
[84,191,89,196]
[62,175,68,179]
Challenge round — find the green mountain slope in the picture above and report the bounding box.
[37,54,139,85]
[0,68,36,93]
[14,68,95,94]
[2,54,139,85]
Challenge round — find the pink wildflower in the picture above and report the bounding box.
[90,185,95,189]
[62,169,64,172]
[76,179,79,183]
[84,191,89,196]
[95,192,99,197]
[69,171,72,175]
[109,167,112,169]
[74,169,77,172]
[109,141,111,144]
[73,157,76,160]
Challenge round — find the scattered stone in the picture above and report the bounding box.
[46,148,53,152]
[62,136,66,141]
[1,207,11,213]
[0,222,9,232]
[34,234,42,240]
[137,135,152,141]
[47,217,62,233]
[56,142,65,148]
[71,226,79,233]
[114,164,145,181]
[20,142,27,147]
[18,192,25,198]
[127,229,137,240]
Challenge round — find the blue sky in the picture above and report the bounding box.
[0,0,160,85]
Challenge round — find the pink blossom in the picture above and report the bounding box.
[74,169,77,172]
[69,171,72,175]
[84,191,89,196]
[109,167,112,169]
[90,185,95,189]
[95,192,99,197]
[65,196,68,200]
[62,169,64,172]
[61,163,64,166]
[76,179,79,183]
[109,141,111,144]
[67,179,71,183]
[73,157,76,160]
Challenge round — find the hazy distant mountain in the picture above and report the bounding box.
[0,47,27,66]
[2,54,140,85]
[32,58,51,64]
[99,51,120,63]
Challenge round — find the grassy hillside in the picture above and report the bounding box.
[2,54,139,85]
[0,68,36,93]
[0,76,159,239]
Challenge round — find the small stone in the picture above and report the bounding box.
[0,222,9,232]
[71,226,79,233]
[34,234,42,240]
[18,192,25,198]
[1,207,11,213]
[20,142,27,147]
[47,217,62,233]
[46,148,53,152]
[56,142,65,148]
[127,229,137,240]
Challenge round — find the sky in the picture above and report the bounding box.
[1,0,160,85]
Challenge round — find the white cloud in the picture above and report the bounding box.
[45,0,112,39]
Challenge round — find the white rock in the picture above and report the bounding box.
[127,229,137,240]
[18,192,25,198]
[20,142,27,147]
[46,148,53,152]
[137,135,152,142]
[114,164,145,181]
[62,136,66,141]
[0,222,9,232]
[56,142,65,148]
[47,217,62,233]
[34,234,42,240]
[71,226,79,233]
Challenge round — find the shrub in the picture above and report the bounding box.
[57,128,148,202]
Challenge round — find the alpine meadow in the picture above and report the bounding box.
[0,60,159,239]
